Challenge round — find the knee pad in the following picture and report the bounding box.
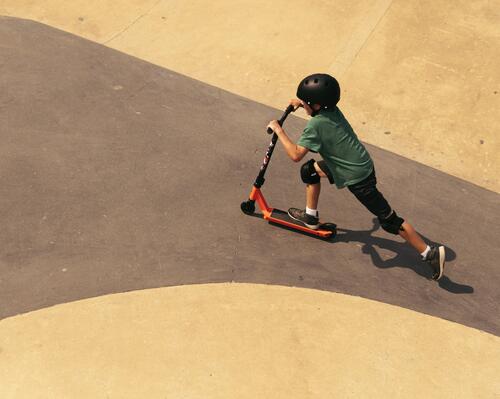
[301,159,320,185]
[378,210,404,235]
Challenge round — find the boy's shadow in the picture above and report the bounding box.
[332,218,473,294]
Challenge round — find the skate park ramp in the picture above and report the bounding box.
[1,3,500,398]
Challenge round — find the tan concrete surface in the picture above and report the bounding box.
[340,0,500,192]
[1,284,499,398]
[2,1,499,192]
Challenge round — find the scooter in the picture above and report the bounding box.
[240,105,337,239]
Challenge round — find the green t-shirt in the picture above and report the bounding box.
[297,107,373,189]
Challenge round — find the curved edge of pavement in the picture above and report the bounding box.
[1,283,499,398]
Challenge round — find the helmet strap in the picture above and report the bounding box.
[309,103,323,117]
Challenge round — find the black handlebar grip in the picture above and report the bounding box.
[284,104,295,115]
[267,104,295,134]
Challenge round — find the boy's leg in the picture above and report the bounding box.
[306,162,327,210]
[398,221,427,253]
[288,160,328,229]
[348,170,445,280]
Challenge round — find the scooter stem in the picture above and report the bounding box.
[253,105,294,188]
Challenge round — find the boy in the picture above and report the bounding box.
[267,73,445,280]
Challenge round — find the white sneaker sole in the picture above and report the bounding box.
[435,246,446,280]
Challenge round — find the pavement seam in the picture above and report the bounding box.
[328,0,394,77]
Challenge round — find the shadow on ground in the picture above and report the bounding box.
[333,219,471,294]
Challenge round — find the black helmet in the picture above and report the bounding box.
[296,73,340,110]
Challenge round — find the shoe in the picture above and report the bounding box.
[287,208,320,230]
[424,246,446,280]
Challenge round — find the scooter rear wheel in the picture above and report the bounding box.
[240,200,255,215]
[320,223,337,240]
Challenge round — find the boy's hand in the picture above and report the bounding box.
[267,120,283,134]
[289,98,303,111]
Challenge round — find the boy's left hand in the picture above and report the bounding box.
[267,120,283,134]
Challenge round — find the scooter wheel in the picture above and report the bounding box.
[321,223,337,240]
[240,200,255,215]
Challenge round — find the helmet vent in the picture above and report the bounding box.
[314,78,319,83]
[305,80,309,85]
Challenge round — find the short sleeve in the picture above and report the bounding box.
[297,123,322,153]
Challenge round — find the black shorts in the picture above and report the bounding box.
[317,160,336,184]
[317,161,392,219]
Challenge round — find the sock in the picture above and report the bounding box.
[420,245,431,260]
[306,207,318,218]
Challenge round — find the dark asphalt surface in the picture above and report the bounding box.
[1,17,499,335]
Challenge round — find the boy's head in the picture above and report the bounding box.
[297,73,340,114]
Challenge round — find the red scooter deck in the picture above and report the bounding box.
[266,208,336,239]
[241,186,336,239]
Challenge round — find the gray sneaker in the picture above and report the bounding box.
[425,246,446,280]
[287,208,320,230]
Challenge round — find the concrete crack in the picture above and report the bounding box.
[103,0,163,45]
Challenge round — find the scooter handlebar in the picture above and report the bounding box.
[267,104,295,134]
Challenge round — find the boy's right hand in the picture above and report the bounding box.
[289,98,303,111]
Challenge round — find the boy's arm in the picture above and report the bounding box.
[267,121,309,162]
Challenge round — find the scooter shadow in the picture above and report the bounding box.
[247,210,472,294]
[330,218,472,294]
